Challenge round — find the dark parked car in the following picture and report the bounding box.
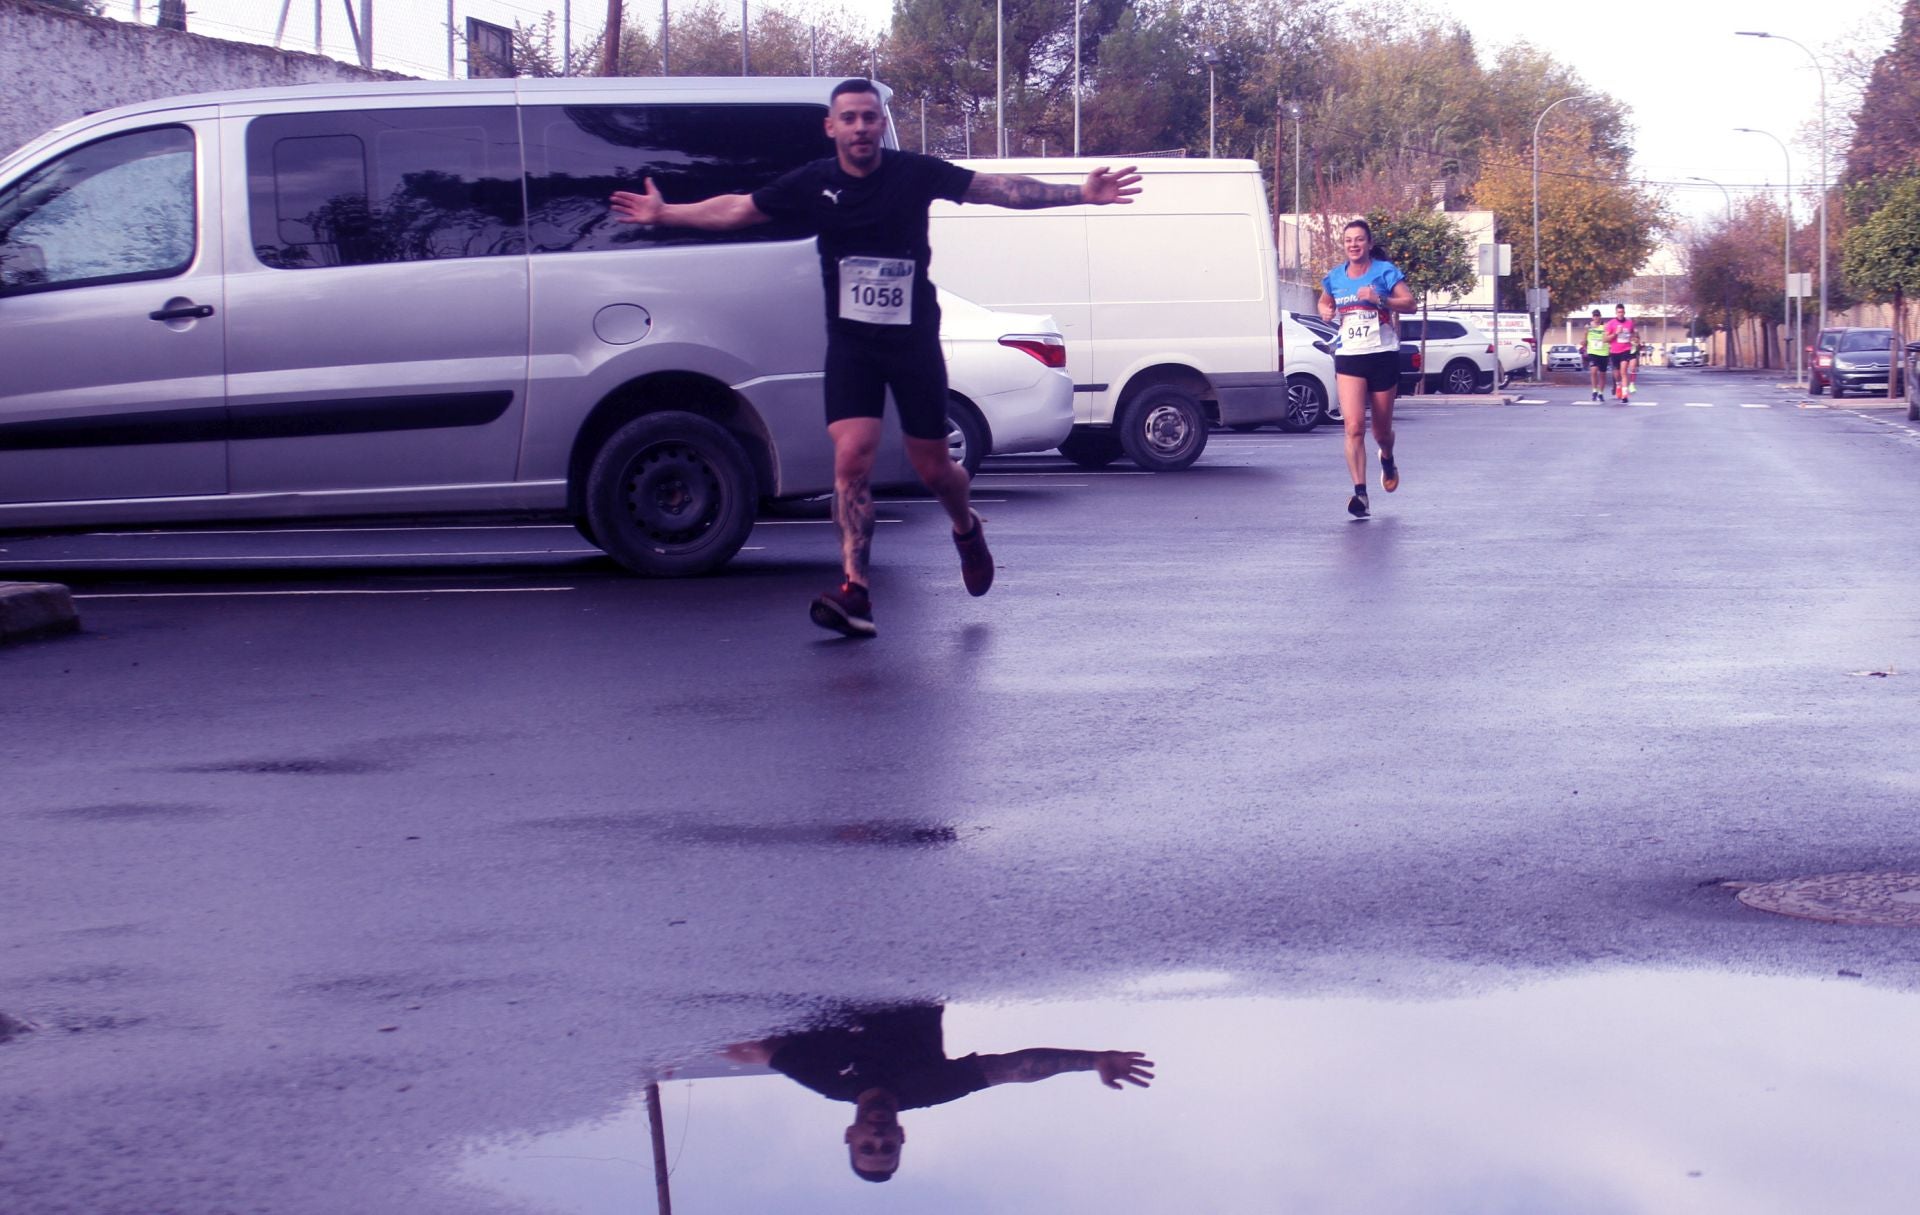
[1825,328,1902,398]
[1807,326,1846,393]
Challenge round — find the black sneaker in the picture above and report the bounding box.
[953,511,994,597]
[1347,490,1370,518]
[810,581,876,638]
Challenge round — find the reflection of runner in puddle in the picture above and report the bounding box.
[722,1003,1153,1183]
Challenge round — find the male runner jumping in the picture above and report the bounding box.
[610,79,1141,638]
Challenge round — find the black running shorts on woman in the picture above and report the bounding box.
[1334,350,1399,393]
[824,330,951,439]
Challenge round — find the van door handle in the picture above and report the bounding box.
[149,303,214,321]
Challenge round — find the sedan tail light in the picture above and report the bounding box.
[1407,349,1422,371]
[999,334,1067,368]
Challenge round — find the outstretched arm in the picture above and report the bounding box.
[962,165,1143,210]
[977,1049,1155,1090]
[610,177,772,230]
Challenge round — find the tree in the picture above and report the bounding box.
[1688,196,1796,368]
[1366,200,1475,393]
[1469,125,1664,323]
[1842,0,1920,187]
[1842,171,1920,348]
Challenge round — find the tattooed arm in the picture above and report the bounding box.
[962,165,1144,209]
[977,1049,1155,1090]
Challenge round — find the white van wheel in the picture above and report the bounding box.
[1119,386,1207,471]
[946,397,988,477]
[584,412,757,577]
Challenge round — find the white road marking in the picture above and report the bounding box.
[1629,402,1659,407]
[73,587,579,599]
[1514,398,1548,405]
[1740,403,1771,408]
[74,524,579,537]
[753,519,903,526]
[1684,402,1714,408]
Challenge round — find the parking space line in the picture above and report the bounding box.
[73,587,580,599]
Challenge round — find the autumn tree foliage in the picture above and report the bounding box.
[1469,125,1664,320]
[1689,195,1798,368]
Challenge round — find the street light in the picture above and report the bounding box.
[1072,0,1081,155]
[1734,126,1797,382]
[1203,48,1222,159]
[1691,175,1735,367]
[1737,31,1826,338]
[1289,101,1302,276]
[1531,94,1597,377]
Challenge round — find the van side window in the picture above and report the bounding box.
[0,126,194,296]
[247,107,524,269]
[523,104,830,252]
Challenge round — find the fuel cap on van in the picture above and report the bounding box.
[594,304,652,345]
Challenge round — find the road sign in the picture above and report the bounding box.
[1477,243,1512,277]
[1526,287,1550,313]
[1787,272,1812,297]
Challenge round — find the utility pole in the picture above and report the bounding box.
[661,0,669,74]
[604,0,622,75]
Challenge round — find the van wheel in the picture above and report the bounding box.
[1440,360,1480,395]
[584,412,757,577]
[946,396,989,478]
[1118,386,1207,470]
[1058,427,1123,468]
[1280,375,1327,432]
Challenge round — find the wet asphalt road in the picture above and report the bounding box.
[3,367,1919,1213]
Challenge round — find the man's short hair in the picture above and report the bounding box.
[830,78,880,103]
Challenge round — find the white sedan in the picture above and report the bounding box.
[940,289,1075,475]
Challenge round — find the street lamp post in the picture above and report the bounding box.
[1735,126,1796,382]
[1072,0,1081,155]
[1531,94,1597,378]
[1691,176,1736,367]
[1289,101,1302,276]
[995,0,1004,156]
[1737,31,1826,338]
[1203,49,1221,159]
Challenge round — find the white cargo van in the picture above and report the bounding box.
[930,158,1290,470]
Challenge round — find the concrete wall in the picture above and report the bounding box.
[1,0,407,159]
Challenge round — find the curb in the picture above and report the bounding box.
[0,582,80,645]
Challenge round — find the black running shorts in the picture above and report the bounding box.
[1585,351,1610,370]
[823,332,951,441]
[1334,350,1399,393]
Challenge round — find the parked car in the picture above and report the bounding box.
[1545,343,1584,372]
[1289,311,1420,417]
[1807,326,1846,393]
[1906,341,1920,421]
[933,157,1295,469]
[1668,344,1706,368]
[1400,315,1500,394]
[1825,327,1901,398]
[939,289,1073,475]
[0,76,968,578]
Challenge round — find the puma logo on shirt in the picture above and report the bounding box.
[821,188,843,204]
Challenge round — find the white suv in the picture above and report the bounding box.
[1400,314,1502,395]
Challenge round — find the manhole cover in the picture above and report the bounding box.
[1736,872,1920,926]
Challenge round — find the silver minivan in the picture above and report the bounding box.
[0,77,930,576]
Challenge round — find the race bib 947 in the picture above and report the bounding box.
[839,256,914,325]
[1339,306,1383,353]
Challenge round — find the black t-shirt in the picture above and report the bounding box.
[766,1004,990,1111]
[751,149,975,341]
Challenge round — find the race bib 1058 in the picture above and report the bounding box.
[839,256,914,325]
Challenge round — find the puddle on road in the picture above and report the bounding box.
[455,968,1920,1213]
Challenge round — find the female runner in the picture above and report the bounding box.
[1319,219,1417,517]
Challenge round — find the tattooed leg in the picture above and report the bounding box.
[827,418,884,586]
[834,473,876,586]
